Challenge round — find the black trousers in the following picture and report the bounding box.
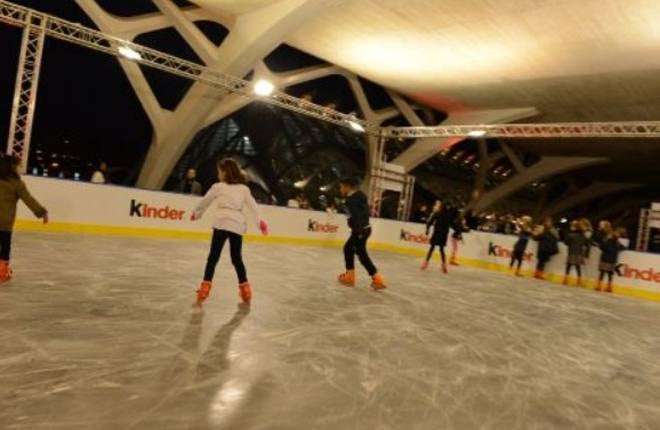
[204,229,247,284]
[510,250,524,270]
[536,252,552,272]
[0,231,11,261]
[565,264,582,277]
[425,244,446,264]
[344,227,377,277]
[599,271,613,283]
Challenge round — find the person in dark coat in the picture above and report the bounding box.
[595,221,624,293]
[421,200,457,273]
[562,220,588,286]
[336,177,387,290]
[510,216,533,276]
[177,168,202,196]
[533,217,559,280]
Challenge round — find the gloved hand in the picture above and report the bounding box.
[259,220,269,236]
[43,213,49,224]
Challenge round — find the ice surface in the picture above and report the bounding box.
[2,232,660,429]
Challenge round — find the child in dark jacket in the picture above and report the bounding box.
[337,177,386,290]
[533,217,559,280]
[510,216,532,276]
[596,221,624,293]
[563,220,588,286]
[421,200,457,273]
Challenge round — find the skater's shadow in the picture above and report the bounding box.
[194,303,251,381]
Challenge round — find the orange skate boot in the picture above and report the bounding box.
[420,261,429,270]
[0,260,12,284]
[239,282,252,304]
[562,275,569,285]
[441,263,448,274]
[370,273,387,291]
[338,270,356,287]
[514,268,523,277]
[595,282,602,292]
[196,281,212,305]
[450,257,459,266]
[605,282,613,293]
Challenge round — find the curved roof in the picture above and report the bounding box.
[196,0,660,121]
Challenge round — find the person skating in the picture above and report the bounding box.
[532,217,559,280]
[562,220,588,286]
[510,216,532,276]
[0,155,48,284]
[595,221,624,293]
[337,177,386,290]
[191,158,268,305]
[421,200,457,273]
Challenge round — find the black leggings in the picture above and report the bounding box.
[510,251,524,270]
[536,252,551,272]
[344,227,377,277]
[0,231,11,261]
[599,271,613,283]
[425,244,446,264]
[203,229,247,284]
[565,264,582,277]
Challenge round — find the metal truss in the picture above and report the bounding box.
[385,122,660,139]
[3,0,660,145]
[5,9,46,172]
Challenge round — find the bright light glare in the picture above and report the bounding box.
[468,130,487,138]
[254,80,275,96]
[348,119,365,133]
[560,218,568,223]
[118,46,141,61]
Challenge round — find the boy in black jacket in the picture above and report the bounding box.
[337,177,387,290]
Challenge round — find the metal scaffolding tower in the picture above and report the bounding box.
[5,10,46,172]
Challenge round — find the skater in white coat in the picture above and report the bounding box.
[192,158,268,306]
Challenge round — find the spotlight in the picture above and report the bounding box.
[254,79,275,96]
[118,46,141,61]
[468,130,487,138]
[348,119,366,133]
[560,218,568,224]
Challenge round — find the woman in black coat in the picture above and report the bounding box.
[421,200,457,273]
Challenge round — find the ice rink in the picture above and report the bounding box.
[3,232,660,429]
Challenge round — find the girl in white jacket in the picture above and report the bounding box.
[192,159,268,305]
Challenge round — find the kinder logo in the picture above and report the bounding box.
[308,219,339,233]
[618,264,660,283]
[488,242,533,261]
[130,199,186,221]
[400,230,430,244]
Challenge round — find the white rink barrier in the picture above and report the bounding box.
[15,176,660,302]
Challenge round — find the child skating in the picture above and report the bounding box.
[595,221,623,293]
[192,159,268,305]
[562,220,588,286]
[421,200,457,273]
[337,177,386,290]
[0,155,48,284]
[510,216,532,276]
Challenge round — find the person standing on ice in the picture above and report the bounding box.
[510,216,533,276]
[191,158,269,306]
[532,217,559,280]
[337,177,387,290]
[562,220,588,286]
[421,200,457,273]
[594,221,624,293]
[0,155,48,284]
